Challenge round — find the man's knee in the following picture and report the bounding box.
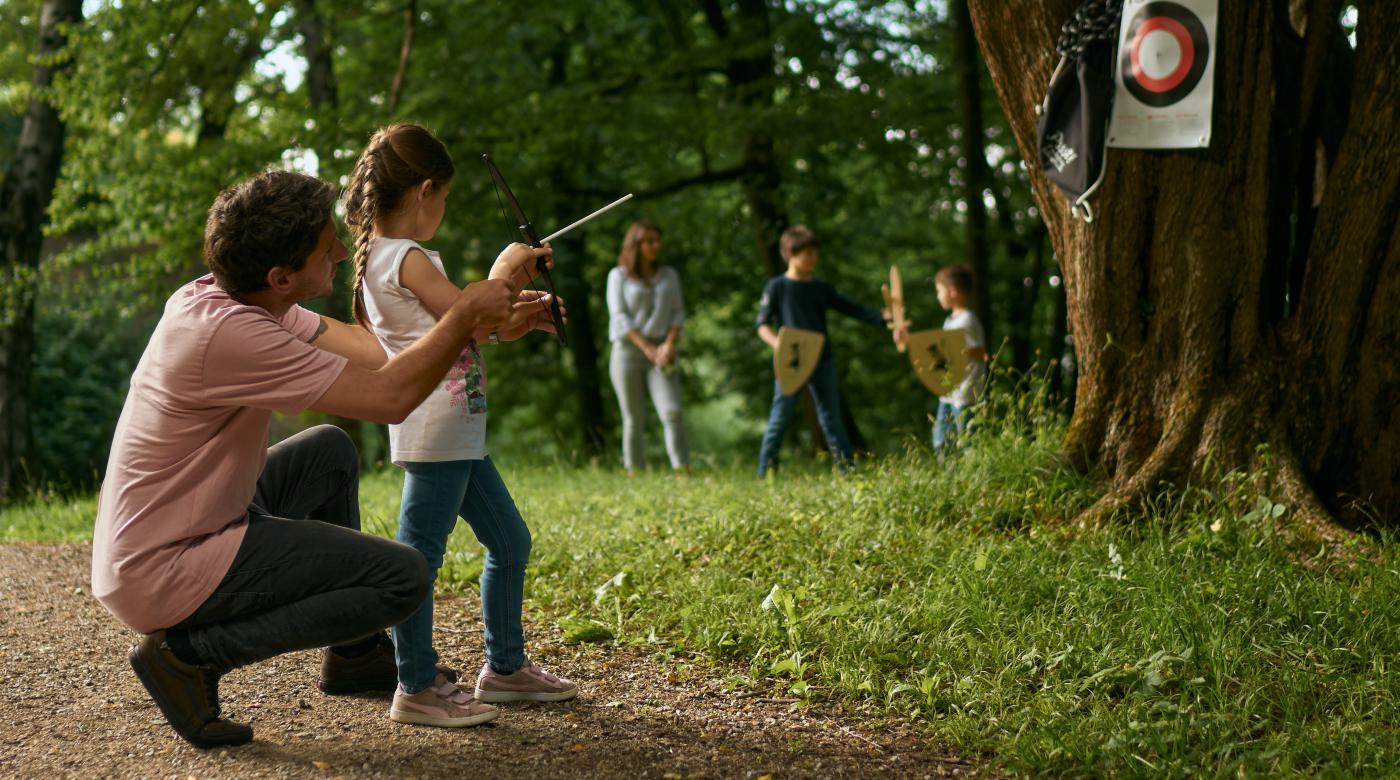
[305,425,359,475]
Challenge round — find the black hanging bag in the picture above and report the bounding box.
[1035,0,1122,222]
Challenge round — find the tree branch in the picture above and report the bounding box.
[388,0,416,113]
[564,164,746,202]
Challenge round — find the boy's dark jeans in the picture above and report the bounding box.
[170,425,430,671]
[756,354,854,477]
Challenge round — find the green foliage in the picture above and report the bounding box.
[28,290,155,490]
[25,0,1057,486]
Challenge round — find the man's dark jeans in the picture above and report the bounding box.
[170,425,430,670]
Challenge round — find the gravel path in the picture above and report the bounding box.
[0,544,984,779]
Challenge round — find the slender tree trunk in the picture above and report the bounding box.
[1013,224,1047,375]
[701,0,867,456]
[967,1,1400,527]
[0,0,83,500]
[554,228,608,455]
[541,38,609,457]
[953,0,994,343]
[294,0,374,459]
[388,0,417,114]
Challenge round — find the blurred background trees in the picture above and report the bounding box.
[2,0,1062,494]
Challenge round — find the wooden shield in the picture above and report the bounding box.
[774,327,826,396]
[906,328,970,396]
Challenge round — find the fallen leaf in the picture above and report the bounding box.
[312,760,331,769]
[571,743,585,753]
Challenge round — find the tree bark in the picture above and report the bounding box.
[966,1,1400,527]
[0,0,83,500]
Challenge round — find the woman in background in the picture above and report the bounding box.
[605,220,690,476]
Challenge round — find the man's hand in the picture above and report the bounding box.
[492,290,567,342]
[489,242,553,291]
[455,278,515,332]
[892,326,909,350]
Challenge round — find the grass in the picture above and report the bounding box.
[5,412,1397,777]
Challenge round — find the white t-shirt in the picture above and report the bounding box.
[361,237,488,463]
[941,309,987,408]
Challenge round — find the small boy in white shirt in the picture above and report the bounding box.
[931,265,988,451]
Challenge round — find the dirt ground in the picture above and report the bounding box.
[0,544,986,779]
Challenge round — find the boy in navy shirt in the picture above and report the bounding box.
[755,225,891,476]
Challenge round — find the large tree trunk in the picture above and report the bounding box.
[967,1,1400,528]
[0,0,83,501]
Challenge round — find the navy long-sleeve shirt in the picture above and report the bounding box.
[755,276,885,359]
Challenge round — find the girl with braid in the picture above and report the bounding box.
[345,123,578,728]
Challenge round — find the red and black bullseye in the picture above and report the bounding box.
[1120,2,1210,108]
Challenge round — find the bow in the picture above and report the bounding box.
[482,154,569,346]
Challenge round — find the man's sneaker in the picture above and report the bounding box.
[474,658,578,703]
[128,631,253,749]
[318,632,457,694]
[389,673,498,728]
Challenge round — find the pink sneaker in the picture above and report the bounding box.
[390,673,498,727]
[474,659,579,703]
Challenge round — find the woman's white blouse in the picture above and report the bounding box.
[606,265,686,343]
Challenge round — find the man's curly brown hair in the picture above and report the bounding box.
[203,171,336,294]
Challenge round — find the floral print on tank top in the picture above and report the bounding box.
[445,341,487,416]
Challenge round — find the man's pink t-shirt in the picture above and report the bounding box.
[92,275,348,633]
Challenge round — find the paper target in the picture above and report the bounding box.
[1120,2,1210,108]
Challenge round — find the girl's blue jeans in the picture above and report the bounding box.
[392,457,530,693]
[933,401,970,452]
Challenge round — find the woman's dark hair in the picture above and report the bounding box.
[616,219,663,278]
[343,123,455,327]
[203,171,337,294]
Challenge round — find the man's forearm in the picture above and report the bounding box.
[378,305,478,418]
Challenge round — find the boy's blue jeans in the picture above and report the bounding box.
[933,400,970,452]
[392,457,531,693]
[756,355,854,477]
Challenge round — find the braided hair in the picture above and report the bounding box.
[343,123,455,328]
